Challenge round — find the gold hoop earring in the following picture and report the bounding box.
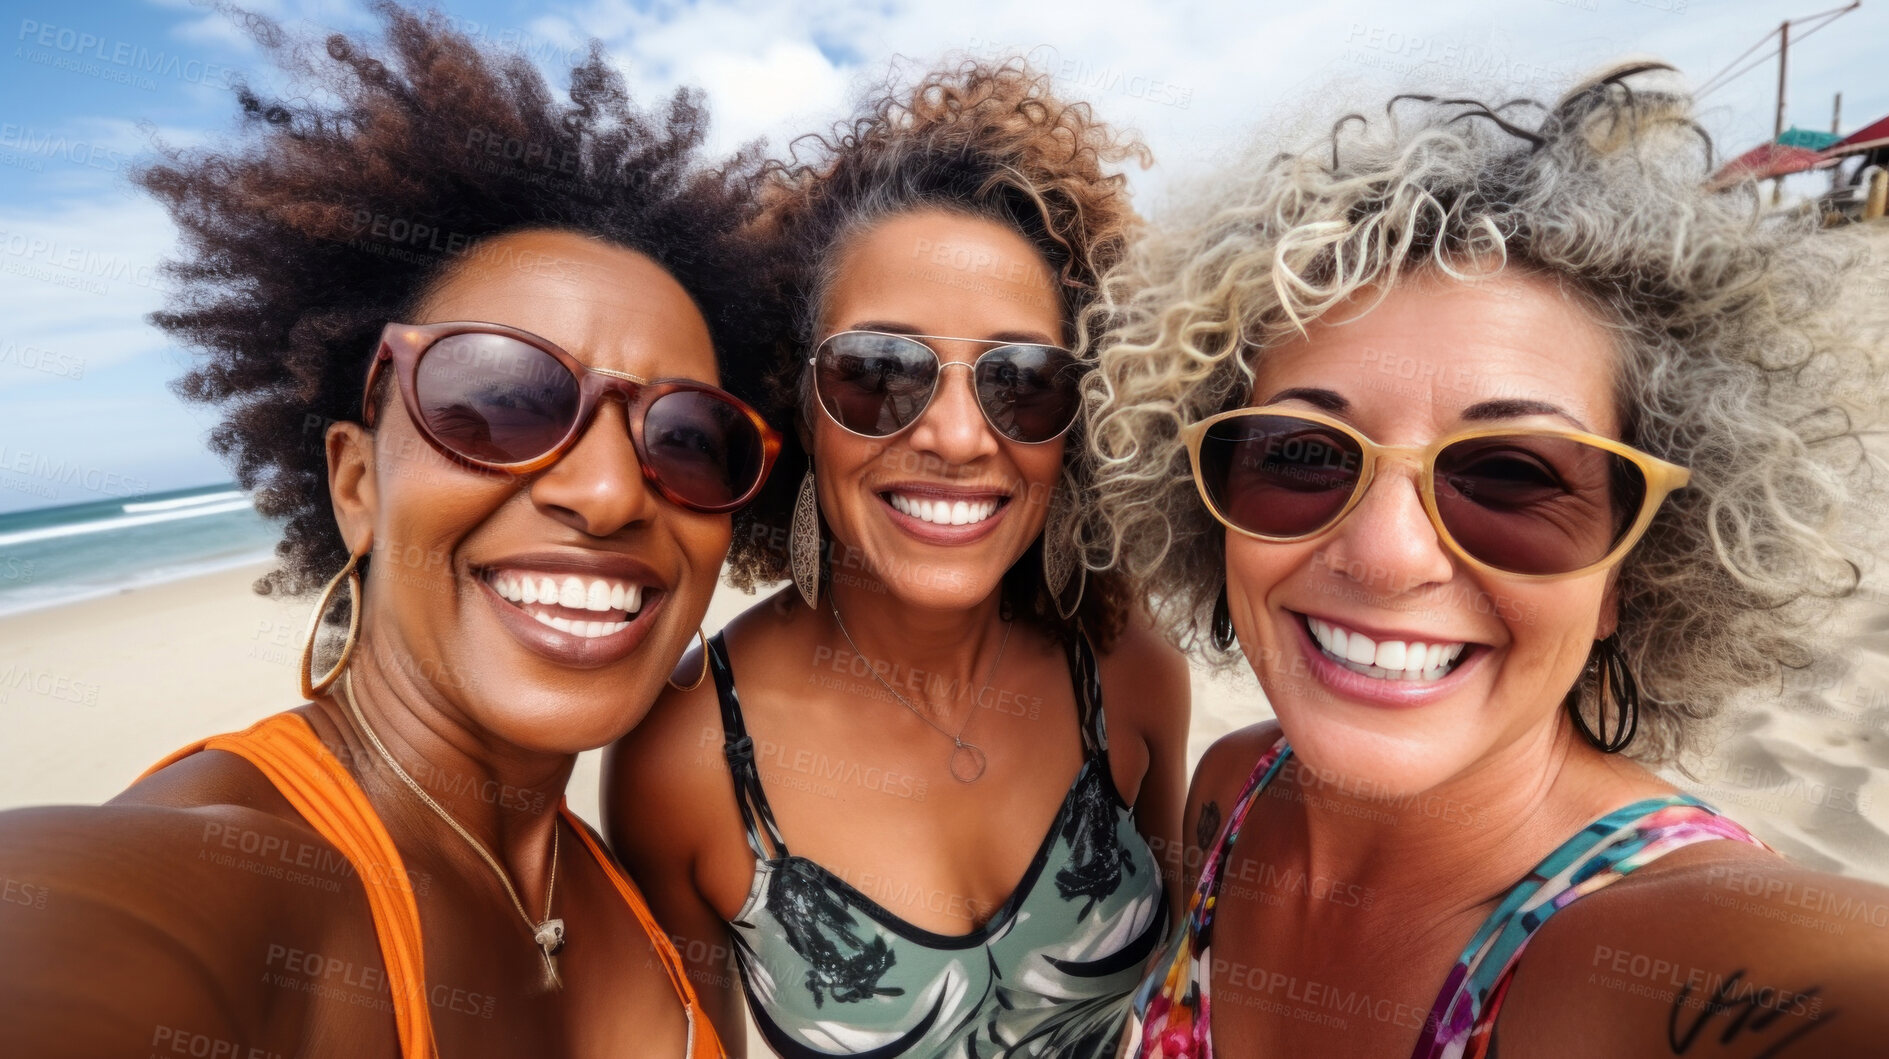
[669,627,710,692]
[300,548,366,699]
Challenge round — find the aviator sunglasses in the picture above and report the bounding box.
[1182,407,1691,579]
[809,329,1087,444]
[363,321,782,513]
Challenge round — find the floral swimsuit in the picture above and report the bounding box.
[709,630,1170,1058]
[1130,740,1765,1058]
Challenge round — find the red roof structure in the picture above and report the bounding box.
[1708,142,1832,188]
[1834,113,1889,148]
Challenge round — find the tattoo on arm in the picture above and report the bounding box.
[1666,969,1836,1058]
[1195,800,1222,852]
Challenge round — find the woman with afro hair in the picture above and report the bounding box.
[605,58,1190,1058]
[0,6,786,1057]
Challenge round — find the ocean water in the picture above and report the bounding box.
[0,483,279,616]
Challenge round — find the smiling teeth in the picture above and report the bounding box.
[888,493,1000,526]
[488,572,644,636]
[1307,616,1464,682]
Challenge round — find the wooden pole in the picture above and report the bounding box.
[1773,20,1789,205]
[1867,169,1888,221]
[1831,92,1844,195]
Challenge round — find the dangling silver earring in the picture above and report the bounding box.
[1042,468,1083,620]
[790,468,821,609]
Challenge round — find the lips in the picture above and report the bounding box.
[1283,609,1486,709]
[473,554,669,669]
[1303,614,1466,682]
[876,483,1012,545]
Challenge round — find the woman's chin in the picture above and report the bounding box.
[1267,707,1474,802]
[463,689,665,757]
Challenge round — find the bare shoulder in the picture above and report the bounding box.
[603,628,733,848]
[1496,840,1889,1058]
[603,595,789,899]
[1193,721,1285,807]
[1093,609,1192,736]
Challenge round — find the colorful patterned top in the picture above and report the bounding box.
[709,630,1170,1058]
[1129,740,1767,1059]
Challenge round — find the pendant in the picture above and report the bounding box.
[949,740,987,783]
[534,918,566,956]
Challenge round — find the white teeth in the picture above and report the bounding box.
[888,493,1000,526]
[1345,633,1376,666]
[1308,616,1467,682]
[488,572,647,619]
[530,611,630,638]
[1375,640,1407,670]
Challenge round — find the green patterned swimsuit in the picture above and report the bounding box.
[707,630,1170,1058]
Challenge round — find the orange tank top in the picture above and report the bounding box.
[140,712,723,1059]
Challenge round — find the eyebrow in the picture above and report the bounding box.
[1259,388,1592,432]
[847,321,1061,347]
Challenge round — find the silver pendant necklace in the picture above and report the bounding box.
[828,600,1011,782]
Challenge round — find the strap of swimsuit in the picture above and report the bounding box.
[707,631,789,861]
[1411,794,1766,1059]
[139,713,438,1059]
[1195,741,1294,949]
[1065,630,1109,761]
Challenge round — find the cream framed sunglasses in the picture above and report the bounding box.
[1181,406,1691,579]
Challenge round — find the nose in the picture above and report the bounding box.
[1315,457,1454,594]
[903,359,1001,464]
[529,395,660,536]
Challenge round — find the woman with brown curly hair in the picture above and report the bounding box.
[605,60,1189,1057]
[1095,64,1889,1057]
[0,8,782,1057]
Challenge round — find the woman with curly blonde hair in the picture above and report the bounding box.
[1091,63,1889,1057]
[606,59,1189,1057]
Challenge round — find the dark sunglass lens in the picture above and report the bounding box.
[974,345,1083,443]
[414,334,578,464]
[815,333,939,436]
[642,391,766,509]
[1433,435,1647,575]
[1199,416,1363,537]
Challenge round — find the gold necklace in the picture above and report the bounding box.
[341,671,566,989]
[829,601,1011,782]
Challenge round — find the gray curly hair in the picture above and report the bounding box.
[1084,61,1885,764]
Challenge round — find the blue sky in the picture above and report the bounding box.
[1,0,1884,514]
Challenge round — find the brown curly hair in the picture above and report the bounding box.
[138,2,777,599]
[724,57,1150,645]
